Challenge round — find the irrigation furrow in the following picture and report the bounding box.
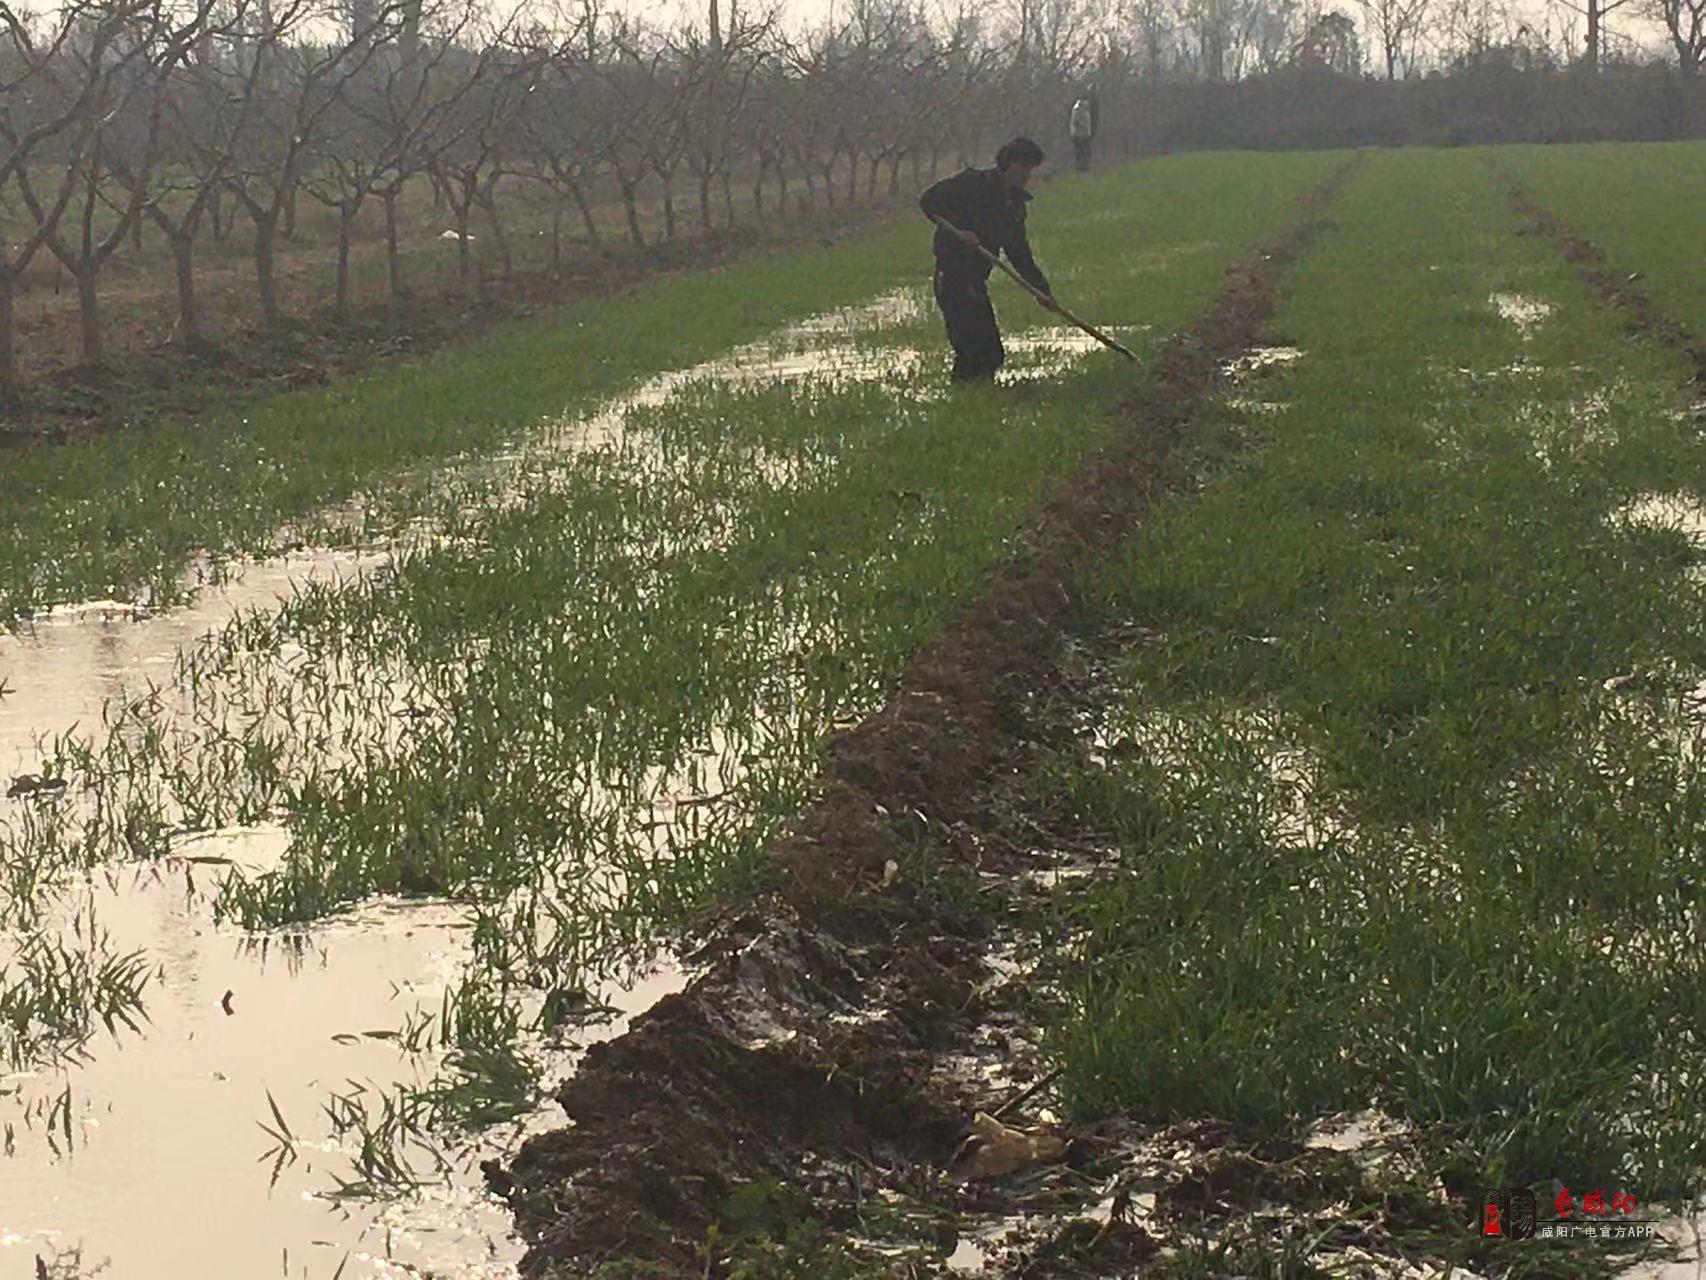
[490,159,1360,1276]
[1494,165,1706,389]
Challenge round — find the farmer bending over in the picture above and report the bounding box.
[919,137,1058,385]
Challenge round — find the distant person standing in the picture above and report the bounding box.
[1069,96,1095,172]
[918,137,1059,385]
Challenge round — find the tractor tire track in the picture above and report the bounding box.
[1496,165,1706,388]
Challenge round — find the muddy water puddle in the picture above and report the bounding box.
[0,841,686,1279]
[0,550,391,782]
[1614,491,1706,553]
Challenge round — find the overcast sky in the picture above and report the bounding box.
[5,0,1676,62]
[637,0,1671,60]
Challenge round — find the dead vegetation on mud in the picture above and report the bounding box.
[485,163,1405,1279]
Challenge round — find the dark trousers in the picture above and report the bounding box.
[1072,136,1092,172]
[933,270,1003,382]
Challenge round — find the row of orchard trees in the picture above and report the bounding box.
[2,0,1702,402]
[0,0,1083,402]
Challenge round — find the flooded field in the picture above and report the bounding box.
[0,289,1132,1277]
[7,143,1705,1279]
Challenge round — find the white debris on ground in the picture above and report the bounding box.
[1489,292,1553,338]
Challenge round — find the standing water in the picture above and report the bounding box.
[0,288,1131,1277]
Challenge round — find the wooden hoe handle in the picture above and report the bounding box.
[931,215,1137,362]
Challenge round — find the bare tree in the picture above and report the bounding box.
[302,0,481,317]
[105,0,270,348]
[514,12,604,259]
[1435,0,1509,59]
[222,0,393,329]
[675,12,768,235]
[426,34,533,290]
[0,1,112,399]
[1647,0,1704,71]
[1356,0,1433,76]
[3,0,197,379]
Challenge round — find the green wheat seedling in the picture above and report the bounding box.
[1047,148,1706,1204]
[0,151,1346,1175]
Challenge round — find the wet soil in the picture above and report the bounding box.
[489,162,1367,1276]
[1497,172,1706,389]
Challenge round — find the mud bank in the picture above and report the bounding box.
[487,163,1362,1276]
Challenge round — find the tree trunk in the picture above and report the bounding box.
[845,150,860,203]
[866,154,880,201]
[752,161,765,221]
[570,181,599,244]
[75,269,102,366]
[456,213,472,288]
[481,194,511,276]
[661,178,677,242]
[620,181,644,247]
[171,233,199,347]
[889,154,903,196]
[910,150,922,189]
[720,171,735,228]
[335,204,354,322]
[1586,0,1601,70]
[0,271,16,406]
[255,212,280,328]
[698,171,714,236]
[283,183,298,239]
[384,188,404,296]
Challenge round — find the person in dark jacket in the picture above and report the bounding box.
[918,136,1059,384]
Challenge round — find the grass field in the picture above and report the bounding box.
[2,140,1704,1278]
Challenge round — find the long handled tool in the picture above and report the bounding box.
[932,215,1137,361]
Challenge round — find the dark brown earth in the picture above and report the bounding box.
[486,162,1362,1278]
[1498,170,1706,388]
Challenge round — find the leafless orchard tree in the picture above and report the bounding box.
[221,0,400,327]
[513,7,603,261]
[1,0,208,385]
[675,11,768,236]
[425,24,535,291]
[122,3,257,347]
[1,0,103,398]
[302,0,485,316]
